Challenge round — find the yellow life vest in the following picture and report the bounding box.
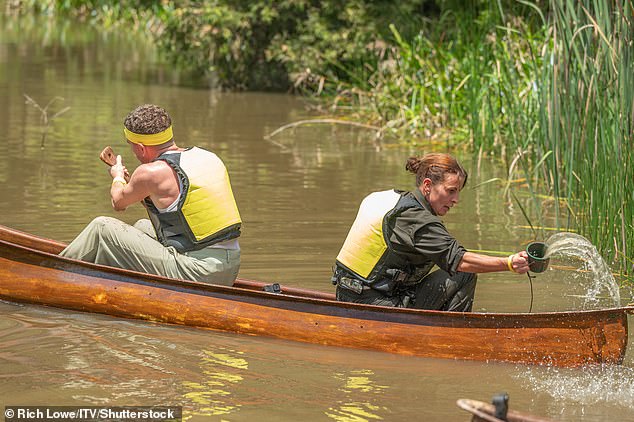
[145,147,241,252]
[336,190,402,278]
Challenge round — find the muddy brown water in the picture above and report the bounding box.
[1,10,633,421]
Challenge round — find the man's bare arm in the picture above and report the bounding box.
[109,156,154,211]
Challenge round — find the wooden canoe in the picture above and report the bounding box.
[0,224,631,367]
[456,398,552,422]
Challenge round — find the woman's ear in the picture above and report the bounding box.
[421,178,433,196]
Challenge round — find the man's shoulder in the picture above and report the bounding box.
[134,161,173,180]
[142,159,172,170]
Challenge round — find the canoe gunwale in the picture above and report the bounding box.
[1,224,631,317]
[0,224,630,366]
[3,235,632,324]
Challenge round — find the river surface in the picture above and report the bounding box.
[1,8,633,421]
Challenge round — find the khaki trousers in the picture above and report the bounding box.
[60,216,240,286]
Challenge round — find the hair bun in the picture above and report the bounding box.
[405,157,421,174]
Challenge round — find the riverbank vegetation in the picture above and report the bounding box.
[7,0,633,280]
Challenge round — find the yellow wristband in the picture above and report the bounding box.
[112,176,127,186]
[507,255,516,273]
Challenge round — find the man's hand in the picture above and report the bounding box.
[99,145,117,166]
[100,146,130,181]
[110,155,128,180]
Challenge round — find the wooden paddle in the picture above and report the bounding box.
[99,146,130,182]
[99,146,148,209]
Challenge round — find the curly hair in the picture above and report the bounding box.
[405,153,468,188]
[124,104,172,135]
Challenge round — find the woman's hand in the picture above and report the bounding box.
[508,250,530,274]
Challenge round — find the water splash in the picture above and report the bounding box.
[515,365,634,415]
[543,232,620,308]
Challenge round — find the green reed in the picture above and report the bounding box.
[470,0,633,277]
[545,0,630,276]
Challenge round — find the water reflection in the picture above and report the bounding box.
[61,329,180,404]
[181,349,247,418]
[0,8,183,90]
[1,301,634,421]
[326,369,389,421]
[0,303,184,404]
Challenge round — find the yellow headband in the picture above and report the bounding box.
[124,126,173,146]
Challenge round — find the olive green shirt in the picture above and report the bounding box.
[388,189,467,276]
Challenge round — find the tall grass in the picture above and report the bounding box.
[547,0,633,274]
[503,0,634,273]
[467,0,633,277]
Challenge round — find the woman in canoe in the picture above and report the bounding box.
[331,153,530,311]
[60,104,242,285]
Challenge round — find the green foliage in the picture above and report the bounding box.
[353,0,634,280]
[540,0,633,275]
[9,0,169,31]
[159,0,437,91]
[12,0,441,90]
[330,2,547,142]
[417,0,633,278]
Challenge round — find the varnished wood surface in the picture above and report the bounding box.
[0,224,630,367]
[456,399,553,422]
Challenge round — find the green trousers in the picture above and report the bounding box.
[60,216,240,286]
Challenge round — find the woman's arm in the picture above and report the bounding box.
[457,251,529,274]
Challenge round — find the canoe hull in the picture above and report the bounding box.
[0,226,630,367]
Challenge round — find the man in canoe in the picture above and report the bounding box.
[60,104,242,285]
[331,153,530,311]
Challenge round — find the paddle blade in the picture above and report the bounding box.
[99,146,130,181]
[100,146,117,166]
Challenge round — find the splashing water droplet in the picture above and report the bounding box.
[543,233,620,308]
[516,364,634,414]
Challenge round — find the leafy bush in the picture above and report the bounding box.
[159,0,440,91]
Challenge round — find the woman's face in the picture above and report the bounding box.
[421,173,464,216]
